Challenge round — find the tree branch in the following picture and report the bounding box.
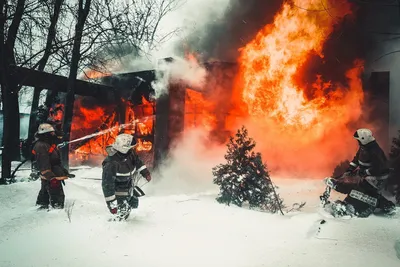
[37,0,64,71]
[5,0,26,64]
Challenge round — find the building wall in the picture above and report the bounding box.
[359,1,400,142]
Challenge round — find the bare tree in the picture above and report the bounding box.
[61,0,92,169]
[0,0,183,180]
[26,0,64,154]
[0,0,27,182]
[0,0,71,181]
[0,0,5,184]
[69,0,184,77]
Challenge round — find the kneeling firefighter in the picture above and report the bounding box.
[101,133,152,219]
[324,128,396,217]
[33,123,72,209]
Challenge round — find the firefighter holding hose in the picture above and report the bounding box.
[33,123,72,209]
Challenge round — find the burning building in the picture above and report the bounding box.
[59,0,393,178]
[64,59,239,170]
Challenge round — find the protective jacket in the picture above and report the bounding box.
[349,140,390,176]
[102,149,150,202]
[32,139,67,179]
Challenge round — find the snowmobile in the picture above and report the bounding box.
[319,173,397,218]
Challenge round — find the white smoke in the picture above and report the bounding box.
[149,0,232,98]
[144,0,233,188]
[90,0,232,99]
[151,56,207,98]
[151,0,232,59]
[149,128,226,195]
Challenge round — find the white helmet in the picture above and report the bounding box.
[37,123,55,134]
[353,128,375,145]
[111,133,137,154]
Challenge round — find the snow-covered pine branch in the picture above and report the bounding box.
[212,126,285,214]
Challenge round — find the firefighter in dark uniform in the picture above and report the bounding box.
[325,128,396,217]
[102,133,152,218]
[33,123,70,209]
[30,118,65,181]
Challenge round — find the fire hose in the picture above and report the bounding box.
[57,115,155,149]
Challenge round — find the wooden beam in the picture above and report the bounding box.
[9,65,115,98]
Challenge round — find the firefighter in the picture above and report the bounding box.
[324,128,396,217]
[102,133,152,219]
[32,123,71,209]
[30,118,65,181]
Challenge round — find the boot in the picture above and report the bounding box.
[376,196,396,216]
[128,196,139,209]
[380,201,396,216]
[116,199,131,221]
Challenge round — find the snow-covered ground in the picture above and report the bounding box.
[0,167,400,267]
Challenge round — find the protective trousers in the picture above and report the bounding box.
[36,179,65,209]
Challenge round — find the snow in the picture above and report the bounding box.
[0,168,400,267]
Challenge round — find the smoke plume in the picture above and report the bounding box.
[176,0,283,61]
[151,56,207,99]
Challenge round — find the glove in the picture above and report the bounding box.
[140,168,151,182]
[358,168,368,177]
[343,171,356,177]
[106,199,118,214]
[145,173,152,182]
[62,167,75,178]
[49,178,61,188]
[344,164,358,176]
[40,170,56,180]
[324,177,337,189]
[344,169,357,177]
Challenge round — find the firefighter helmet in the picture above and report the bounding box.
[37,123,55,134]
[111,133,137,154]
[353,128,375,145]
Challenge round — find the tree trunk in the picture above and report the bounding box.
[61,0,91,170]
[1,82,21,180]
[27,0,64,153]
[0,0,26,182]
[0,0,6,184]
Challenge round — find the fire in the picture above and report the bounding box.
[48,104,64,122]
[70,97,155,166]
[184,88,217,132]
[80,69,112,80]
[71,105,106,133]
[137,122,151,135]
[136,139,153,151]
[230,0,365,177]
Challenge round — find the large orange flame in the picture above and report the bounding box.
[230,0,365,177]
